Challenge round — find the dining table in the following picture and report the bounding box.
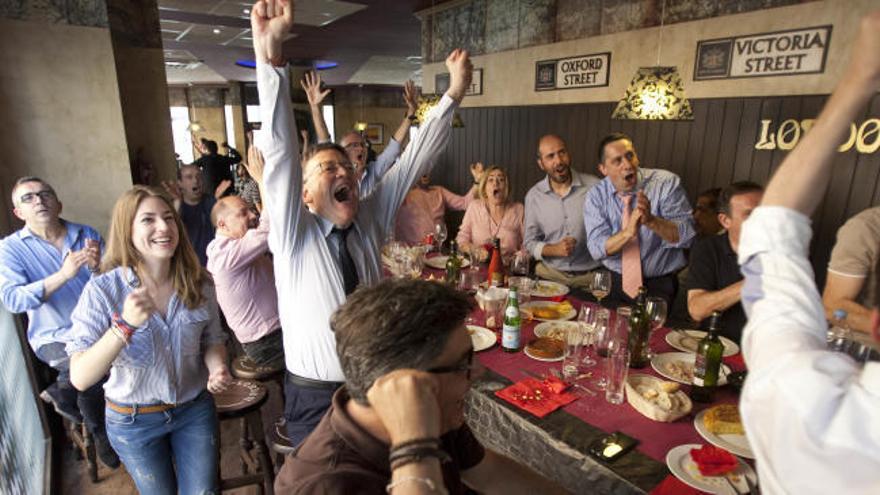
[417,257,750,495]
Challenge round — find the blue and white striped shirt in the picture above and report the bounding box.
[66,267,227,405]
[584,168,695,277]
[0,220,102,353]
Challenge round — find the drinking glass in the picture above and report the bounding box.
[508,276,533,305]
[468,244,484,270]
[511,250,530,276]
[645,297,668,359]
[562,325,585,381]
[459,269,481,294]
[605,346,630,405]
[483,296,506,329]
[434,223,448,254]
[591,270,611,305]
[592,308,612,390]
[577,304,597,368]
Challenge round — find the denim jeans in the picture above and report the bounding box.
[105,391,219,495]
[37,342,106,435]
[240,329,285,369]
[283,376,340,447]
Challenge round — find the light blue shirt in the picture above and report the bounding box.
[360,138,401,198]
[524,171,602,272]
[0,221,102,353]
[66,267,227,405]
[255,62,456,381]
[584,168,695,277]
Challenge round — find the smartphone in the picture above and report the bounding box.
[588,432,639,463]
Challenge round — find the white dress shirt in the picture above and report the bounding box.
[255,62,455,381]
[738,206,880,494]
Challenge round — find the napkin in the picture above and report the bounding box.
[723,353,746,372]
[689,444,738,476]
[650,475,709,495]
[495,375,578,418]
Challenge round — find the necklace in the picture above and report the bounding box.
[485,202,507,239]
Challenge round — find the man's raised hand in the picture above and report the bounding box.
[301,71,330,106]
[403,80,419,116]
[251,0,294,65]
[445,49,473,102]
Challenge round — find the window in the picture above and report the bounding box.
[169,106,194,164]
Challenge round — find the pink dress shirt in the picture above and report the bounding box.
[206,214,281,344]
[456,200,525,256]
[394,185,473,245]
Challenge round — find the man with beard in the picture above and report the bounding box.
[584,133,695,306]
[274,279,566,494]
[250,0,472,446]
[524,134,601,289]
[301,70,420,197]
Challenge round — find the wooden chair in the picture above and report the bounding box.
[213,379,274,494]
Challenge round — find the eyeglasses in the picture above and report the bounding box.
[426,349,475,380]
[18,190,56,204]
[343,141,366,150]
[310,160,356,177]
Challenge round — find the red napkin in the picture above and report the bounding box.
[543,295,568,302]
[650,475,709,495]
[689,445,738,476]
[723,353,746,372]
[495,376,578,418]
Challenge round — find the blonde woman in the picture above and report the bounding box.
[456,166,525,259]
[67,186,231,494]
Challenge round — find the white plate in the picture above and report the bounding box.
[666,330,740,357]
[694,409,754,459]
[424,255,471,270]
[521,301,577,322]
[666,444,757,495]
[467,325,497,352]
[533,321,580,340]
[531,280,570,298]
[523,345,564,362]
[651,352,730,386]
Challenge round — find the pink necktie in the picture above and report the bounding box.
[620,194,643,299]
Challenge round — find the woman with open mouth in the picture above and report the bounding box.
[456,165,525,261]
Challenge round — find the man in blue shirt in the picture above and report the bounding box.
[584,133,695,306]
[0,176,119,468]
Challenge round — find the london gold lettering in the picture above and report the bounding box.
[755,119,877,154]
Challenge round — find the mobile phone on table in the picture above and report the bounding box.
[588,432,639,463]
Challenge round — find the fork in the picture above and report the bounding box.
[723,472,749,495]
[548,369,597,396]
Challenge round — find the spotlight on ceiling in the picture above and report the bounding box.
[314,60,338,70]
[235,59,257,69]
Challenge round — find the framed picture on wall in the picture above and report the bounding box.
[365,123,384,145]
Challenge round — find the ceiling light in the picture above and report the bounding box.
[243,8,250,14]
[213,28,221,34]
[314,60,338,70]
[236,59,256,69]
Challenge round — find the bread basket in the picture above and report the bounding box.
[625,374,692,422]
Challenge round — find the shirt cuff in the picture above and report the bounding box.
[530,242,545,261]
[27,279,45,302]
[738,206,813,266]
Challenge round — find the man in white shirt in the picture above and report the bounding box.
[250,0,473,446]
[738,11,880,493]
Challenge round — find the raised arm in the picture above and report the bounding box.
[391,80,419,145]
[301,70,331,143]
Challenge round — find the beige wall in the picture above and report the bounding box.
[0,18,132,236]
[423,0,876,107]
[190,106,228,156]
[333,106,407,151]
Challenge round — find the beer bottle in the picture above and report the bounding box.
[487,238,504,287]
[691,311,724,403]
[502,287,521,353]
[628,287,650,368]
[445,240,462,284]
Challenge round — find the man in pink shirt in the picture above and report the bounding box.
[207,195,283,368]
[394,164,484,245]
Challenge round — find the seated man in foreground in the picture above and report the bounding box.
[737,11,880,493]
[275,279,566,494]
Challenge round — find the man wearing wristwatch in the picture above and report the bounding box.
[0,176,119,469]
[302,70,421,197]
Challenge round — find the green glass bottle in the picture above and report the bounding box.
[502,287,521,353]
[445,240,462,285]
[691,311,724,403]
[628,287,650,368]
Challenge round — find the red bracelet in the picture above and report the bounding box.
[112,312,137,340]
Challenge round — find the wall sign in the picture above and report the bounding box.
[435,68,483,96]
[694,25,831,80]
[534,52,611,91]
[754,118,879,154]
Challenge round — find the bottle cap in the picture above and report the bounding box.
[833,309,847,320]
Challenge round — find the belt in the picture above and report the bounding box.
[286,371,344,391]
[106,399,176,415]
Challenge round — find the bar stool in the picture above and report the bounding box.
[64,417,98,482]
[231,355,284,389]
[269,417,296,468]
[213,379,274,494]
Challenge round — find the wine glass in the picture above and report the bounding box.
[468,244,483,271]
[645,297,667,359]
[511,250,530,276]
[434,223,448,254]
[591,270,611,305]
[577,304,597,368]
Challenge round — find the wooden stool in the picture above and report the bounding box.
[63,418,98,482]
[213,379,274,494]
[231,355,284,382]
[269,416,296,468]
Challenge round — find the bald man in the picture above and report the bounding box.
[206,196,283,367]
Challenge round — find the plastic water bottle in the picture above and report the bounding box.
[828,309,851,353]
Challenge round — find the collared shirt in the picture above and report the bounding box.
[394,185,473,245]
[0,220,102,353]
[206,214,280,344]
[275,387,486,494]
[584,168,695,277]
[685,232,746,343]
[360,139,401,198]
[255,61,455,381]
[456,199,524,256]
[66,267,227,405]
[738,206,880,494]
[524,171,601,272]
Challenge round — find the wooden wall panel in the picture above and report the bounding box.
[430,94,880,287]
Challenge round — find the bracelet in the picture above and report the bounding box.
[389,446,451,470]
[108,324,129,346]
[386,476,447,494]
[390,438,440,451]
[407,114,417,122]
[112,312,137,340]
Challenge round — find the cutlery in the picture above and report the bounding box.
[723,473,743,494]
[548,369,597,396]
